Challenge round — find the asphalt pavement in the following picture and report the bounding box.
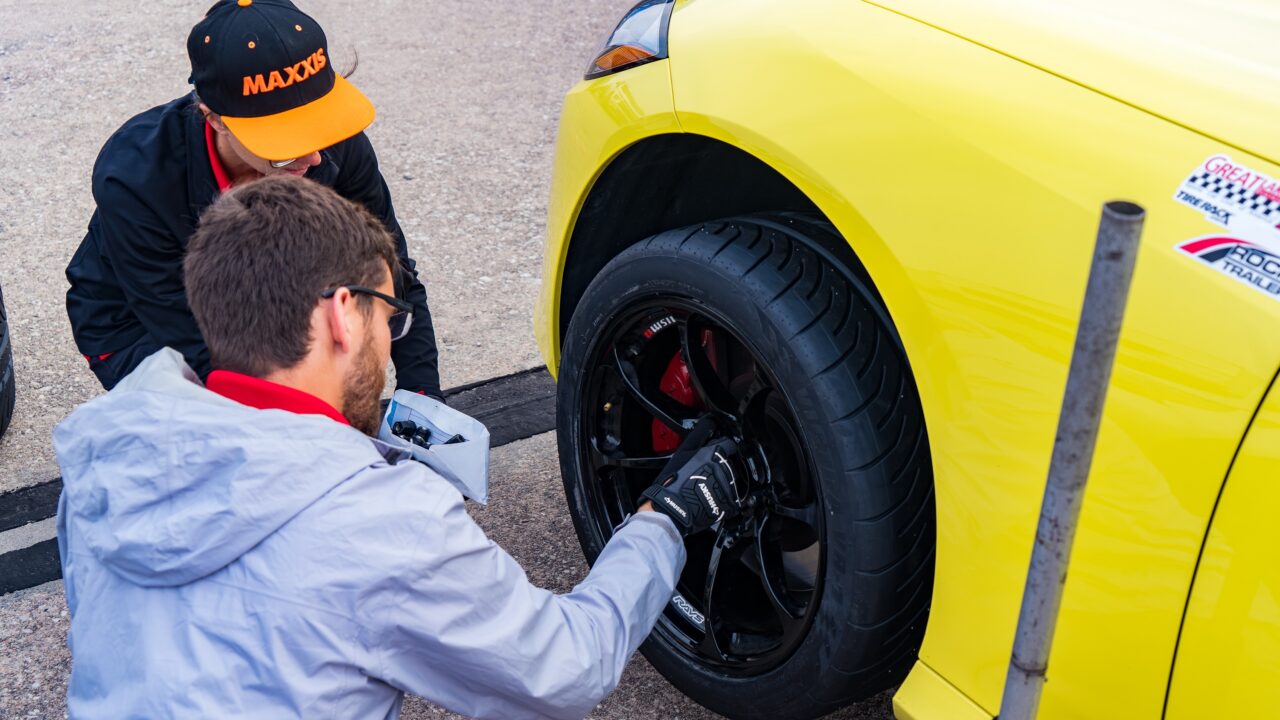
[0,0,897,717]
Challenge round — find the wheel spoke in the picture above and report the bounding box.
[771,498,821,530]
[612,346,695,435]
[584,439,665,515]
[588,438,674,472]
[679,317,738,419]
[585,435,610,468]
[607,470,636,515]
[698,526,735,662]
[743,518,805,636]
[769,589,807,647]
[613,455,673,471]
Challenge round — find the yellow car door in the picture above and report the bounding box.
[1166,377,1280,719]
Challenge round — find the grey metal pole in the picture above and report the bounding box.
[999,201,1145,720]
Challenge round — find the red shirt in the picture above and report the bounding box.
[206,370,349,426]
[205,121,234,193]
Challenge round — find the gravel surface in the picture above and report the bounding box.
[0,0,631,493]
[0,582,70,718]
[0,433,895,719]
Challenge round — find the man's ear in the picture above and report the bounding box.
[199,103,228,134]
[323,289,358,355]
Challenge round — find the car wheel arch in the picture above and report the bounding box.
[556,133,907,358]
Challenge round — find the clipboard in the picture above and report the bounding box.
[379,390,491,504]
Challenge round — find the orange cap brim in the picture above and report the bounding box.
[221,74,375,161]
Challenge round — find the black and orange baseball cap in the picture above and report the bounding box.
[187,0,374,160]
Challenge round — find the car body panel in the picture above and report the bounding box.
[534,60,679,376]
[1166,377,1280,719]
[664,2,1280,713]
[893,660,990,720]
[868,0,1280,166]
[536,0,1280,716]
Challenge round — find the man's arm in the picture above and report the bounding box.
[365,467,684,720]
[331,132,442,398]
[94,180,212,379]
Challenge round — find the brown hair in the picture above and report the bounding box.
[185,175,397,377]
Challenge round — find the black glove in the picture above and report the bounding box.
[640,440,741,537]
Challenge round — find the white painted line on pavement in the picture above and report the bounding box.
[0,516,57,555]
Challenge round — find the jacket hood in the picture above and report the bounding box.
[53,349,399,587]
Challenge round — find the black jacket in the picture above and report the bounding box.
[66,96,441,397]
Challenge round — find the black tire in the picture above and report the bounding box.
[557,214,935,719]
[0,284,14,440]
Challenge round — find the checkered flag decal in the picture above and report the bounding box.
[1189,170,1279,220]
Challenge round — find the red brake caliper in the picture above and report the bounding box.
[652,330,718,453]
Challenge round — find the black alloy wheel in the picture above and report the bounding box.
[582,299,825,674]
[557,214,936,719]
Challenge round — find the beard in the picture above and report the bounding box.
[342,339,387,436]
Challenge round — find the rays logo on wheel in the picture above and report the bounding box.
[671,593,706,629]
[1177,236,1280,302]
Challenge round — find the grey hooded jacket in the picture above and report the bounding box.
[53,349,686,719]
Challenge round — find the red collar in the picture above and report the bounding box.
[206,370,350,426]
[204,121,234,193]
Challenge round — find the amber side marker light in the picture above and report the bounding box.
[593,44,657,72]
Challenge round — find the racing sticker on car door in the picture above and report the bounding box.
[1173,155,1280,250]
[1176,236,1280,302]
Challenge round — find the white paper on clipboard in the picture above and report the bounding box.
[379,390,491,504]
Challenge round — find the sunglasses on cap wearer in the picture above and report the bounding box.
[320,285,414,341]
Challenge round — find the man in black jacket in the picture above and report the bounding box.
[66,0,442,397]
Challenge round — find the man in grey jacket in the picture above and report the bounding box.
[53,175,741,719]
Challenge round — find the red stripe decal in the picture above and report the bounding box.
[1179,237,1247,254]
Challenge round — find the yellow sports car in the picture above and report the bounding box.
[534,1,1280,718]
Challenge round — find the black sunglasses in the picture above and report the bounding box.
[321,285,414,341]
